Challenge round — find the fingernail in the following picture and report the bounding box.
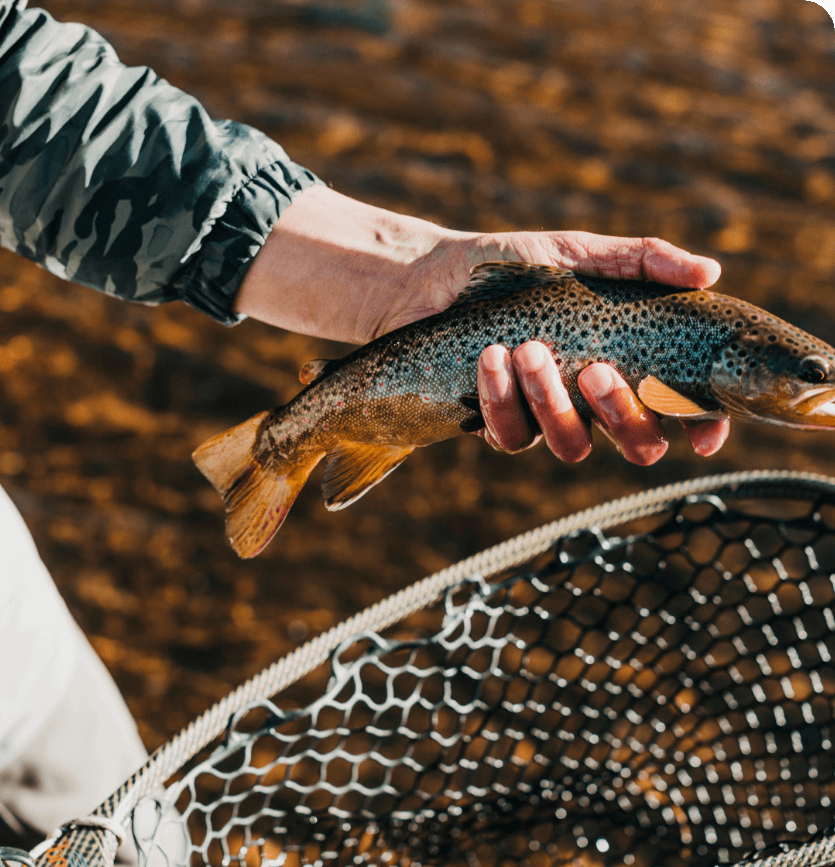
[479,348,513,402]
[580,364,615,400]
[632,437,669,466]
[520,341,549,369]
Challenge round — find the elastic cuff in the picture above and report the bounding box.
[177,159,325,326]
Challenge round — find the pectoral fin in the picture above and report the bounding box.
[637,376,716,418]
[322,442,415,510]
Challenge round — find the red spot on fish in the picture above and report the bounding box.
[378,382,383,388]
[337,401,343,407]
[456,357,462,364]
[425,364,431,371]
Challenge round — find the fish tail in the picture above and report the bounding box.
[192,410,323,558]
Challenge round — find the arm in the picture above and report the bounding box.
[234,185,729,463]
[0,0,321,322]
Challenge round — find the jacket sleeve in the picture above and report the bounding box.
[0,0,323,325]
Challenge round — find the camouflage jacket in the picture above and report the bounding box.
[0,0,323,325]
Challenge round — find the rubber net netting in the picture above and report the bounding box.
[131,482,835,867]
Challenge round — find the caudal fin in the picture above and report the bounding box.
[192,411,323,558]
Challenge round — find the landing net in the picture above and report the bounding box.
[26,471,835,867]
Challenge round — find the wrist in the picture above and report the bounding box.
[233,186,468,344]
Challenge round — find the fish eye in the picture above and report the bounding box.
[800,356,831,384]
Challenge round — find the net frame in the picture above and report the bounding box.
[21,470,835,867]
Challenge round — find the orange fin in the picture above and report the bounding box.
[192,411,323,558]
[322,442,415,511]
[299,358,337,385]
[637,376,715,417]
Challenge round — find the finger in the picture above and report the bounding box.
[546,233,721,289]
[636,237,721,288]
[477,345,539,452]
[475,426,539,453]
[681,416,731,456]
[578,363,668,465]
[511,342,592,462]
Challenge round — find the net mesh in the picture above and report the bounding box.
[131,482,835,867]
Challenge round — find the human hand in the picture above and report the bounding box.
[442,231,729,464]
[234,187,729,463]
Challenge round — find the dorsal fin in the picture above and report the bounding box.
[448,261,575,308]
[637,376,717,417]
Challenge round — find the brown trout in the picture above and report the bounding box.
[193,262,835,557]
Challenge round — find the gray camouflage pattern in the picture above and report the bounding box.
[0,0,323,325]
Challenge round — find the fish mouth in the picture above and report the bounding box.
[786,386,835,428]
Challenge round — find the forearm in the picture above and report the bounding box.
[0,1,320,322]
[233,185,472,343]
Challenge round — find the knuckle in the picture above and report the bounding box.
[641,236,664,251]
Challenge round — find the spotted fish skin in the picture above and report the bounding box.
[193,262,835,557]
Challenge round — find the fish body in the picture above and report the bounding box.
[194,262,835,557]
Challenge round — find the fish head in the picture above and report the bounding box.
[708,325,835,429]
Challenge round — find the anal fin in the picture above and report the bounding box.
[638,376,717,417]
[322,442,415,510]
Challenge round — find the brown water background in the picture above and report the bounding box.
[1,0,834,751]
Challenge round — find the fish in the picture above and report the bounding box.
[193,261,835,557]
